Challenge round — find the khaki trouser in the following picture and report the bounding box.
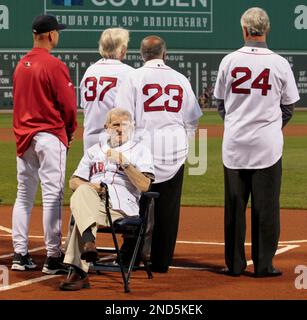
[64,184,123,272]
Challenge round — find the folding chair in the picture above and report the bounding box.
[90,183,159,293]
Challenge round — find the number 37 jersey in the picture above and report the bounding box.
[80,59,134,151]
[214,46,300,169]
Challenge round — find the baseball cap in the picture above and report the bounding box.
[32,14,66,34]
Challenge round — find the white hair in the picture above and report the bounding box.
[240,7,270,36]
[98,28,129,59]
[105,108,132,125]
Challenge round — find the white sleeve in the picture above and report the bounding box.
[281,61,300,105]
[214,60,226,100]
[79,74,86,109]
[114,73,136,120]
[183,79,203,124]
[73,151,92,181]
[133,144,155,178]
[185,119,199,139]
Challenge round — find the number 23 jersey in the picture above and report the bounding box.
[115,59,202,183]
[214,45,300,169]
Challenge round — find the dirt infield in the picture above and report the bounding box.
[1,124,307,142]
[0,206,306,300]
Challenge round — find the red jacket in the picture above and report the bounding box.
[13,47,77,156]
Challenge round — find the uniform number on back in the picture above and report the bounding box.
[143,84,183,112]
[84,77,117,102]
[231,67,271,96]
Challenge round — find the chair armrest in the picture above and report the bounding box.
[100,181,108,190]
[141,191,159,199]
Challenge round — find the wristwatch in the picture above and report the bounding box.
[121,161,130,169]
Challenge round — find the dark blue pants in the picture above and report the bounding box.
[150,165,185,270]
[224,158,282,274]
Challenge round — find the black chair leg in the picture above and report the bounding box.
[126,225,144,283]
[105,197,130,293]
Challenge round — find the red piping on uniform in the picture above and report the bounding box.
[58,139,64,252]
[96,63,121,65]
[110,171,121,210]
[237,51,275,55]
[144,66,171,70]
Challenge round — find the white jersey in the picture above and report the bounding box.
[115,59,202,183]
[80,59,134,151]
[214,45,300,169]
[73,138,154,216]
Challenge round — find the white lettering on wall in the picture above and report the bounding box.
[294,5,307,29]
[0,5,9,30]
[91,0,207,7]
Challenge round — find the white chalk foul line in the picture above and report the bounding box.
[0,234,45,239]
[0,274,59,292]
[177,240,307,246]
[170,245,300,271]
[0,245,302,291]
[0,246,46,259]
[278,240,307,244]
[0,225,12,234]
[0,222,305,291]
[170,266,211,271]
[246,244,300,266]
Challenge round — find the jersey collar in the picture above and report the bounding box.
[99,58,123,65]
[100,137,136,154]
[244,41,268,48]
[31,47,49,53]
[144,59,167,68]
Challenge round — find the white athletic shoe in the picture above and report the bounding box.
[11,252,37,271]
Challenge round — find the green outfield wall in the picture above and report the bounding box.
[0,0,306,108]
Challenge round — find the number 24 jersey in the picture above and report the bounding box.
[214,45,300,169]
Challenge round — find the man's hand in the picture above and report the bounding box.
[67,133,74,148]
[106,149,129,167]
[90,183,105,196]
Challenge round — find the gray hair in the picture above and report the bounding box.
[140,35,166,61]
[105,108,132,125]
[98,28,129,59]
[240,7,270,36]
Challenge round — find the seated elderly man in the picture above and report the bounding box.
[59,108,154,291]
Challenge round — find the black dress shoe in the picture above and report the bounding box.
[218,267,242,277]
[150,265,169,273]
[254,267,282,278]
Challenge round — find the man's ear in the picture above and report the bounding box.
[162,51,166,62]
[242,26,249,39]
[120,47,127,60]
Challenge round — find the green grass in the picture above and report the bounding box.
[181,136,307,209]
[0,113,306,208]
[199,109,306,125]
[0,114,13,128]
[1,110,305,128]
[0,113,85,128]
